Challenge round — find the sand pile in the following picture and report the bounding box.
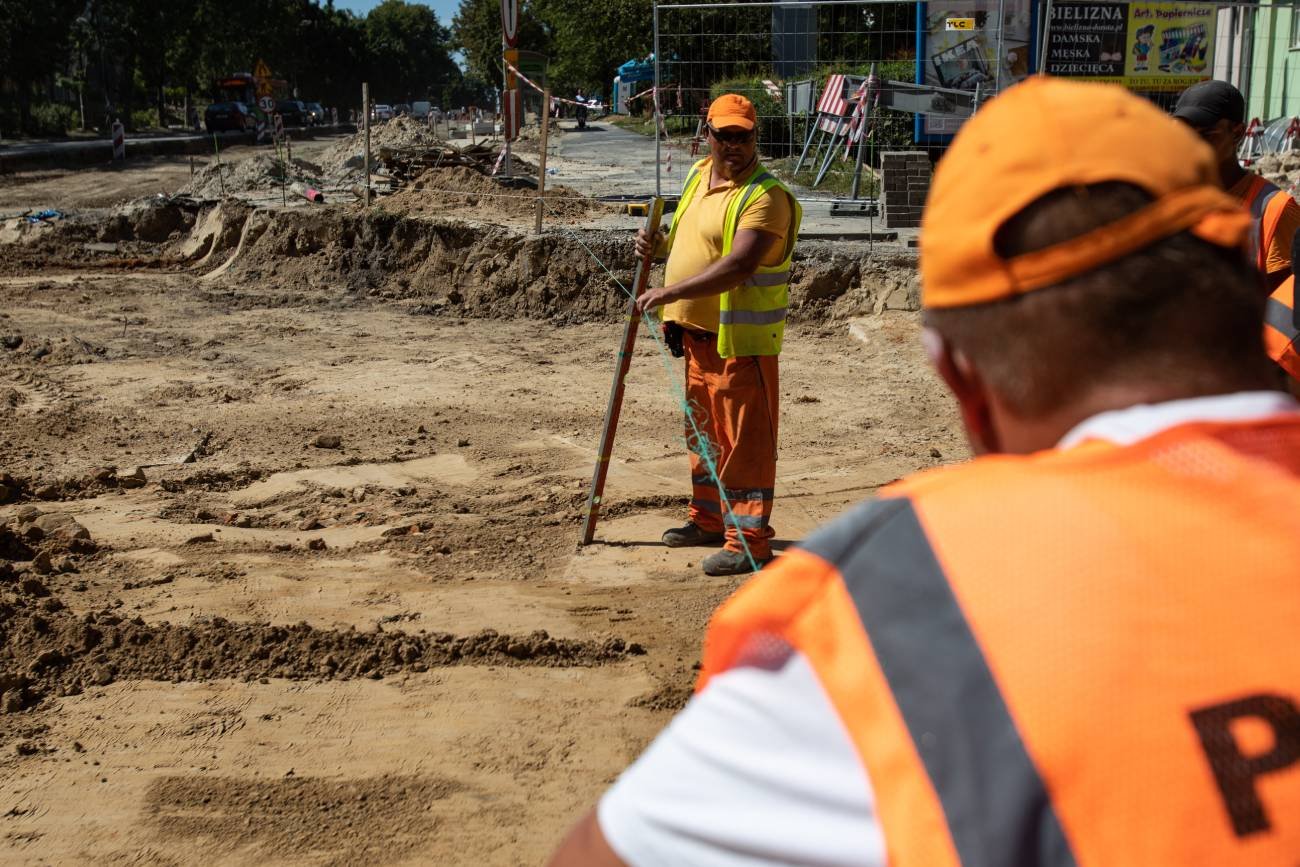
[183,154,325,199]
[1255,153,1300,192]
[384,166,598,222]
[317,116,447,180]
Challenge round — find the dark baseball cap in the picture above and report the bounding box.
[1172,80,1245,128]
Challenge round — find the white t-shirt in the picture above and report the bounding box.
[598,391,1299,867]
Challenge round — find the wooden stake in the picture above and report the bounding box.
[362,82,371,206]
[535,87,551,234]
[580,196,665,546]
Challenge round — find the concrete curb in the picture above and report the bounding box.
[0,125,358,174]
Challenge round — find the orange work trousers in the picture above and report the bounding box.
[682,328,779,559]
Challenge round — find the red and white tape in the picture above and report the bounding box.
[504,59,606,110]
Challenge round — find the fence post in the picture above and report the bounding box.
[653,1,662,198]
[362,82,371,207]
[1038,0,1055,72]
[535,87,551,234]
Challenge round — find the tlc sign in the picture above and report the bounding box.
[501,0,519,47]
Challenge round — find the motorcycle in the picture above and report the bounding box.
[575,96,588,130]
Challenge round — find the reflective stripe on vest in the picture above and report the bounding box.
[1264,276,1300,381]
[667,158,802,358]
[699,421,1300,865]
[1243,175,1285,273]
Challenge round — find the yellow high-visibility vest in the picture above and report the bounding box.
[667,158,802,357]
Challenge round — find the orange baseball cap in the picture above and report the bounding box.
[707,94,756,130]
[921,76,1251,309]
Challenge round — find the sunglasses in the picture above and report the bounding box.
[708,126,754,144]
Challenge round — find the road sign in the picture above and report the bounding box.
[258,96,276,113]
[501,0,519,47]
[254,58,274,97]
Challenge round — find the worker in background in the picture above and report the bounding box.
[632,93,802,577]
[1174,79,1300,292]
[550,77,1300,865]
[1264,226,1300,392]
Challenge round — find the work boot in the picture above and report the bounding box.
[661,522,725,548]
[701,548,773,576]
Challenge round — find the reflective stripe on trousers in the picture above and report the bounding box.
[683,330,778,558]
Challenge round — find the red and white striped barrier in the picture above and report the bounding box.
[1283,117,1300,154]
[111,120,125,161]
[816,74,849,133]
[1239,117,1262,166]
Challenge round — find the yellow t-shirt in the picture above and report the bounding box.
[1231,173,1300,275]
[661,160,792,333]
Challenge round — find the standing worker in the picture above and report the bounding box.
[633,93,801,577]
[1173,80,1300,292]
[551,78,1300,865]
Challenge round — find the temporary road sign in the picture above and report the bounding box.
[501,0,519,47]
[258,96,276,113]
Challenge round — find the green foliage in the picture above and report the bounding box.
[532,0,651,95]
[365,0,459,103]
[451,0,653,100]
[29,103,78,137]
[130,108,160,131]
[0,0,463,137]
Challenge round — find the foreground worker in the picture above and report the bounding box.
[633,93,802,577]
[551,77,1300,865]
[1174,79,1300,292]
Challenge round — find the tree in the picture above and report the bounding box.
[451,0,547,90]
[365,0,459,103]
[532,0,651,96]
[0,0,84,132]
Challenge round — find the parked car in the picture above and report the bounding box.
[204,101,254,133]
[411,101,431,120]
[394,103,412,117]
[276,99,312,127]
[304,101,326,125]
[371,104,394,121]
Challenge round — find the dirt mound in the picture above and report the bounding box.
[317,116,446,181]
[1255,153,1300,192]
[207,209,640,321]
[384,166,598,222]
[0,580,643,711]
[182,154,325,200]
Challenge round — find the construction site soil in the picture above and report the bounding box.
[0,143,962,863]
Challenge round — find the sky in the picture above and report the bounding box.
[334,0,460,27]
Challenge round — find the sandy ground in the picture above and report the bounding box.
[0,138,961,864]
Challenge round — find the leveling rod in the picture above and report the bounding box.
[581,196,666,545]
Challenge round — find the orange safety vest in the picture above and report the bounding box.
[1264,275,1300,382]
[1240,174,1289,274]
[700,418,1300,866]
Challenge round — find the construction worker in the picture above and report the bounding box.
[1173,79,1300,292]
[1263,227,1300,391]
[550,78,1300,865]
[632,93,801,577]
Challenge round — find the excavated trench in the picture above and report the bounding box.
[0,198,922,320]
